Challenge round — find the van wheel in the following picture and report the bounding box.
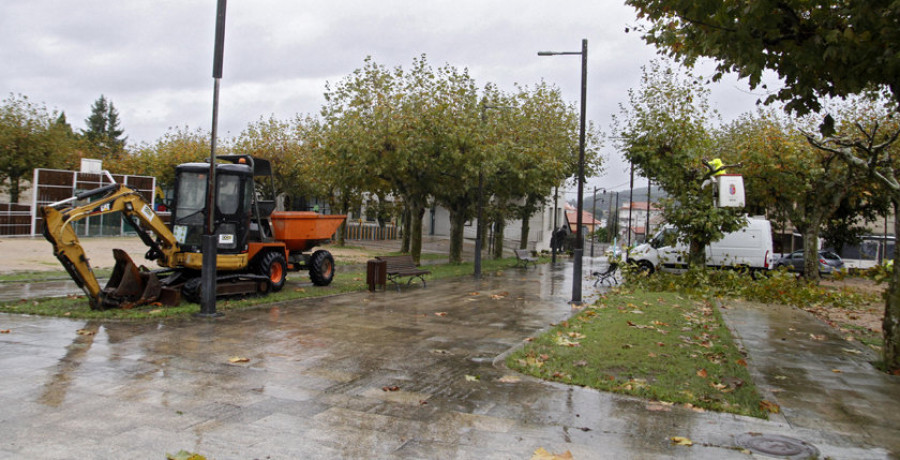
[636,260,655,274]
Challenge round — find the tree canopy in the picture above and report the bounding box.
[626,0,900,118]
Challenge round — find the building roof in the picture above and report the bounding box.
[620,201,661,211]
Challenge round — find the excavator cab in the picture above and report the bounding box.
[170,161,255,255]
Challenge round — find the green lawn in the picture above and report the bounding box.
[507,290,768,418]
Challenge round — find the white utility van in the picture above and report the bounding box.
[627,216,775,274]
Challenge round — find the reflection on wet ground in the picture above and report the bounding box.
[0,259,898,458]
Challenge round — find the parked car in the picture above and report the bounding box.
[775,250,845,275]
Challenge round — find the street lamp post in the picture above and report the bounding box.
[538,38,588,306]
[591,187,601,257]
[199,0,228,317]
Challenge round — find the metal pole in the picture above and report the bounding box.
[571,38,587,305]
[475,170,484,279]
[591,187,598,257]
[538,39,589,304]
[626,162,634,255]
[645,178,652,241]
[552,186,558,263]
[199,0,227,317]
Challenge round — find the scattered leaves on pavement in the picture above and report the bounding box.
[531,447,573,460]
[434,311,447,317]
[166,450,206,460]
[76,329,95,336]
[670,436,693,446]
[759,400,781,413]
[228,356,250,363]
[464,375,480,382]
[382,385,400,392]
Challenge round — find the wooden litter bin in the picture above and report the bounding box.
[366,259,387,291]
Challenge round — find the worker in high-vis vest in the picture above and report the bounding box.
[708,158,726,176]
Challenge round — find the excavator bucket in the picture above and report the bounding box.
[99,249,178,309]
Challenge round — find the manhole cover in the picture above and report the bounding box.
[735,433,819,459]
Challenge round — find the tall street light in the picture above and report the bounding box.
[539,38,588,306]
[199,0,227,317]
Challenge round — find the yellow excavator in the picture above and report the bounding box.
[41,155,345,310]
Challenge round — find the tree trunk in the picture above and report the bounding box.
[802,228,821,282]
[9,176,21,204]
[410,204,425,264]
[448,208,466,264]
[401,206,411,254]
[519,214,530,250]
[688,239,705,268]
[883,199,900,372]
[492,219,505,259]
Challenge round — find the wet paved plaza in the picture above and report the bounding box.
[1,260,899,459]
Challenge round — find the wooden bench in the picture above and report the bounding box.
[514,249,538,268]
[376,255,431,289]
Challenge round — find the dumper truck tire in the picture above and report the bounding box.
[309,250,335,286]
[256,251,287,292]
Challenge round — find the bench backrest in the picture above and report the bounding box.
[514,249,532,258]
[376,255,420,269]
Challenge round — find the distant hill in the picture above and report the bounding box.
[574,185,667,220]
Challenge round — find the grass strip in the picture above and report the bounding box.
[506,289,768,418]
[0,255,547,320]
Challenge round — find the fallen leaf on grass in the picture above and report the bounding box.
[554,336,580,347]
[531,447,573,460]
[736,358,748,367]
[696,369,708,378]
[573,360,588,367]
[760,400,781,413]
[568,332,586,339]
[670,436,693,446]
[228,357,250,363]
[294,287,306,293]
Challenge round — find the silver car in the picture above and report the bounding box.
[775,250,845,275]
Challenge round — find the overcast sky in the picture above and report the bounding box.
[1,0,778,194]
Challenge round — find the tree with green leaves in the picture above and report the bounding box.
[0,93,73,202]
[117,126,210,189]
[83,95,126,160]
[721,108,863,280]
[613,61,745,267]
[231,114,326,211]
[626,0,900,370]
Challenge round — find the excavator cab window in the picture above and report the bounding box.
[171,163,253,254]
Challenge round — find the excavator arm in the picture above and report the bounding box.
[40,184,180,310]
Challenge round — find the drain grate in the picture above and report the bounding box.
[735,433,819,459]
